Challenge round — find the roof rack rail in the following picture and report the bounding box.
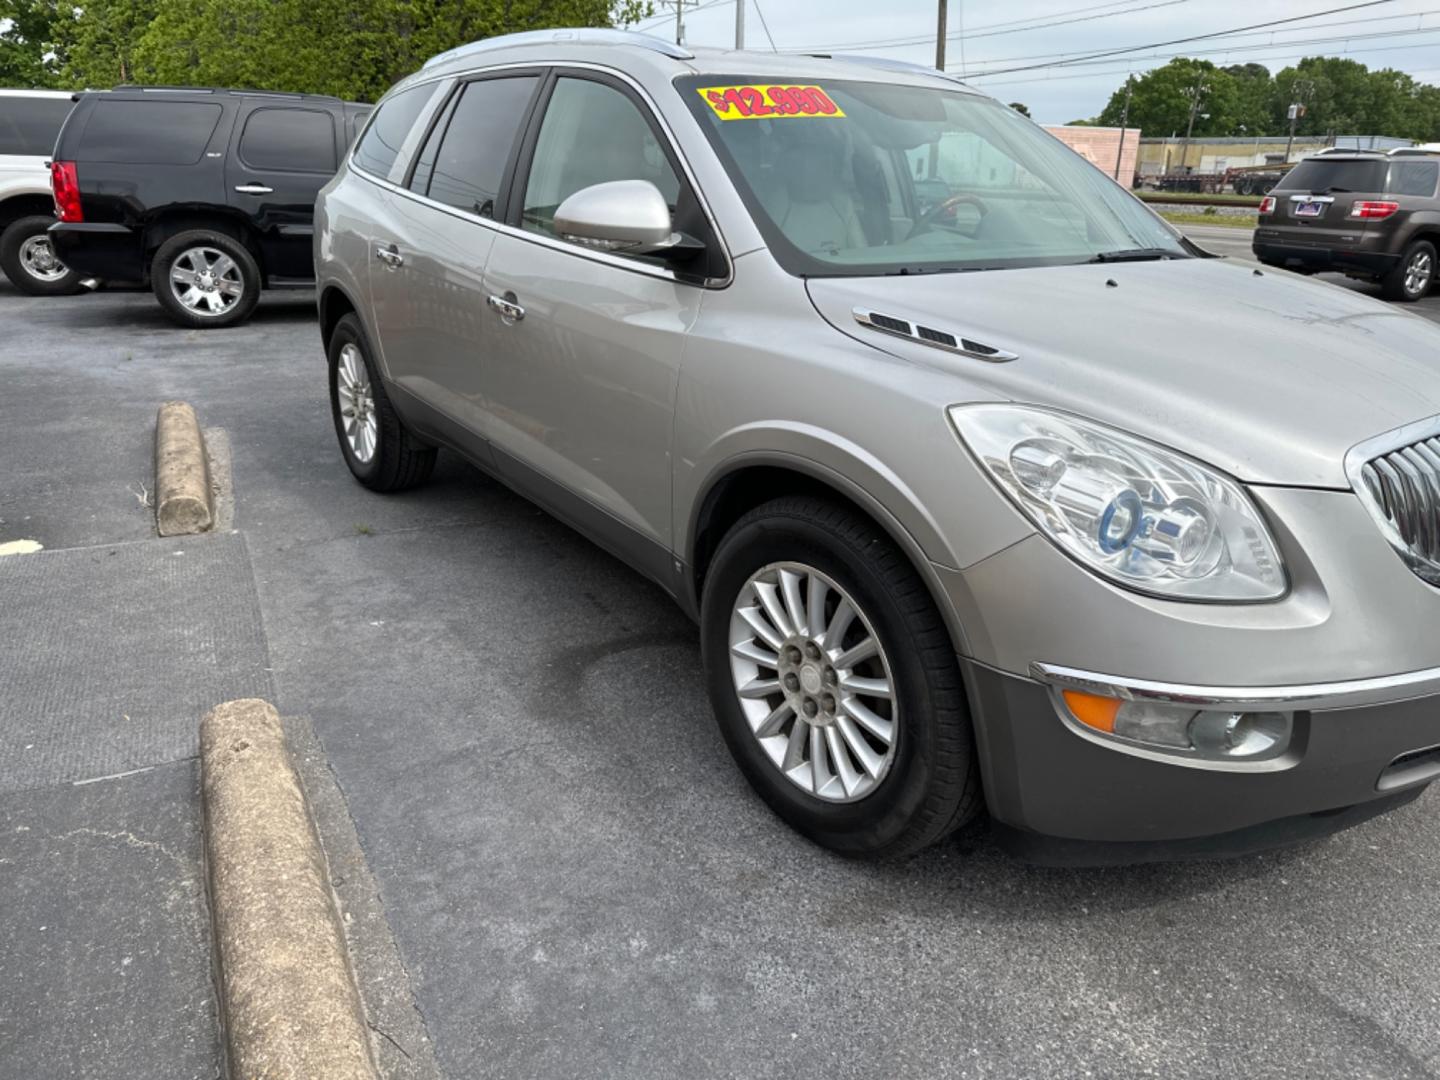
[109,84,342,101]
[423,28,693,70]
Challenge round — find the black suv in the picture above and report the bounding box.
[1252,150,1439,302]
[49,87,370,327]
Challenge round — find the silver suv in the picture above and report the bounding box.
[316,30,1440,863]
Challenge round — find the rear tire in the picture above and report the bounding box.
[1381,239,1435,302]
[700,495,982,858]
[328,314,436,492]
[151,229,260,328]
[0,216,83,296]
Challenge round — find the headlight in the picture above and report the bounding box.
[950,404,1286,601]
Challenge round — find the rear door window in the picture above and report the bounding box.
[418,76,537,218]
[1279,159,1387,194]
[352,83,435,179]
[78,99,224,164]
[0,96,73,156]
[239,107,336,173]
[1389,161,1439,198]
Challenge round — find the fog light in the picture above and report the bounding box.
[1060,691,1292,762]
[1188,711,1290,759]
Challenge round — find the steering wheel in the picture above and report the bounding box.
[906,191,989,240]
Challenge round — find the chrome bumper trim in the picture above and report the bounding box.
[1030,661,1440,712]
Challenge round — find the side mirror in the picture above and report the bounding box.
[553,180,682,256]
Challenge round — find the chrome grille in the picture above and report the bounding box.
[1347,418,1440,587]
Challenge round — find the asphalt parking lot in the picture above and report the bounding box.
[4,236,1440,1078]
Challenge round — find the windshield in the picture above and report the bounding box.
[677,75,1187,276]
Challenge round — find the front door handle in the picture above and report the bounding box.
[234,183,274,195]
[374,244,404,268]
[487,293,525,323]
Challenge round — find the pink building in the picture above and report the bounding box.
[1043,125,1141,187]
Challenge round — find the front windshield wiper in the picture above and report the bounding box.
[1087,247,1185,264]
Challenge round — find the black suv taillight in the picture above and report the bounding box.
[50,161,83,223]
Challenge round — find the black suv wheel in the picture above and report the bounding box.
[1382,239,1436,302]
[0,216,84,296]
[151,230,261,328]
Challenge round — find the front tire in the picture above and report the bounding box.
[0,216,83,296]
[700,496,981,858]
[1381,239,1435,302]
[150,229,260,328]
[327,314,436,492]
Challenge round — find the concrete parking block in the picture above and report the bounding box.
[155,401,212,536]
[202,698,378,1080]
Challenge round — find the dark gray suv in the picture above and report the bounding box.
[1253,150,1439,301]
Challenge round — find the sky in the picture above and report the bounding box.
[633,0,1440,125]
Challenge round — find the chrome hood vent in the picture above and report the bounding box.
[852,308,1017,363]
[1346,416,1440,587]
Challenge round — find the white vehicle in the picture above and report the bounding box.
[0,89,83,294]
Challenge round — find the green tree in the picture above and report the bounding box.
[64,0,159,87]
[1222,62,1271,134]
[121,0,650,100]
[0,0,73,87]
[1007,101,1030,118]
[1097,59,1242,139]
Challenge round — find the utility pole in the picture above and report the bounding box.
[936,0,947,72]
[675,0,683,46]
[735,0,744,49]
[1176,76,1207,176]
[1113,75,1133,182]
[1284,80,1310,163]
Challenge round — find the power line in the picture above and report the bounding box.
[960,6,1439,70]
[970,35,1440,87]
[753,0,778,52]
[788,0,1187,54]
[967,0,1403,77]
[796,0,1179,52]
[963,23,1440,78]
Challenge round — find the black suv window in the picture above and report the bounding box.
[80,99,223,164]
[1389,161,1439,198]
[239,107,336,173]
[417,77,536,218]
[0,96,73,156]
[1280,158,1387,194]
[352,83,434,179]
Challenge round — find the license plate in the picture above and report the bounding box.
[1294,200,1325,218]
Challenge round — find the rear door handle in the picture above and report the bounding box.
[234,183,274,195]
[487,293,525,323]
[374,244,404,268]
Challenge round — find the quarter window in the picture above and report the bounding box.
[521,78,680,240]
[352,83,435,178]
[1390,161,1439,198]
[419,77,536,218]
[79,100,223,165]
[239,108,336,173]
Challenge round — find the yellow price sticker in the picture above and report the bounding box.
[697,85,845,120]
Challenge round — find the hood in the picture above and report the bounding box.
[807,258,1440,488]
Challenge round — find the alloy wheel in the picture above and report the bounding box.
[336,343,378,464]
[1405,250,1433,297]
[727,561,898,802]
[169,246,244,316]
[18,234,67,283]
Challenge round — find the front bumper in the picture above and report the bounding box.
[48,222,143,283]
[962,658,1439,858]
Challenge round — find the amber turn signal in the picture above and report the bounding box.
[1062,690,1120,733]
